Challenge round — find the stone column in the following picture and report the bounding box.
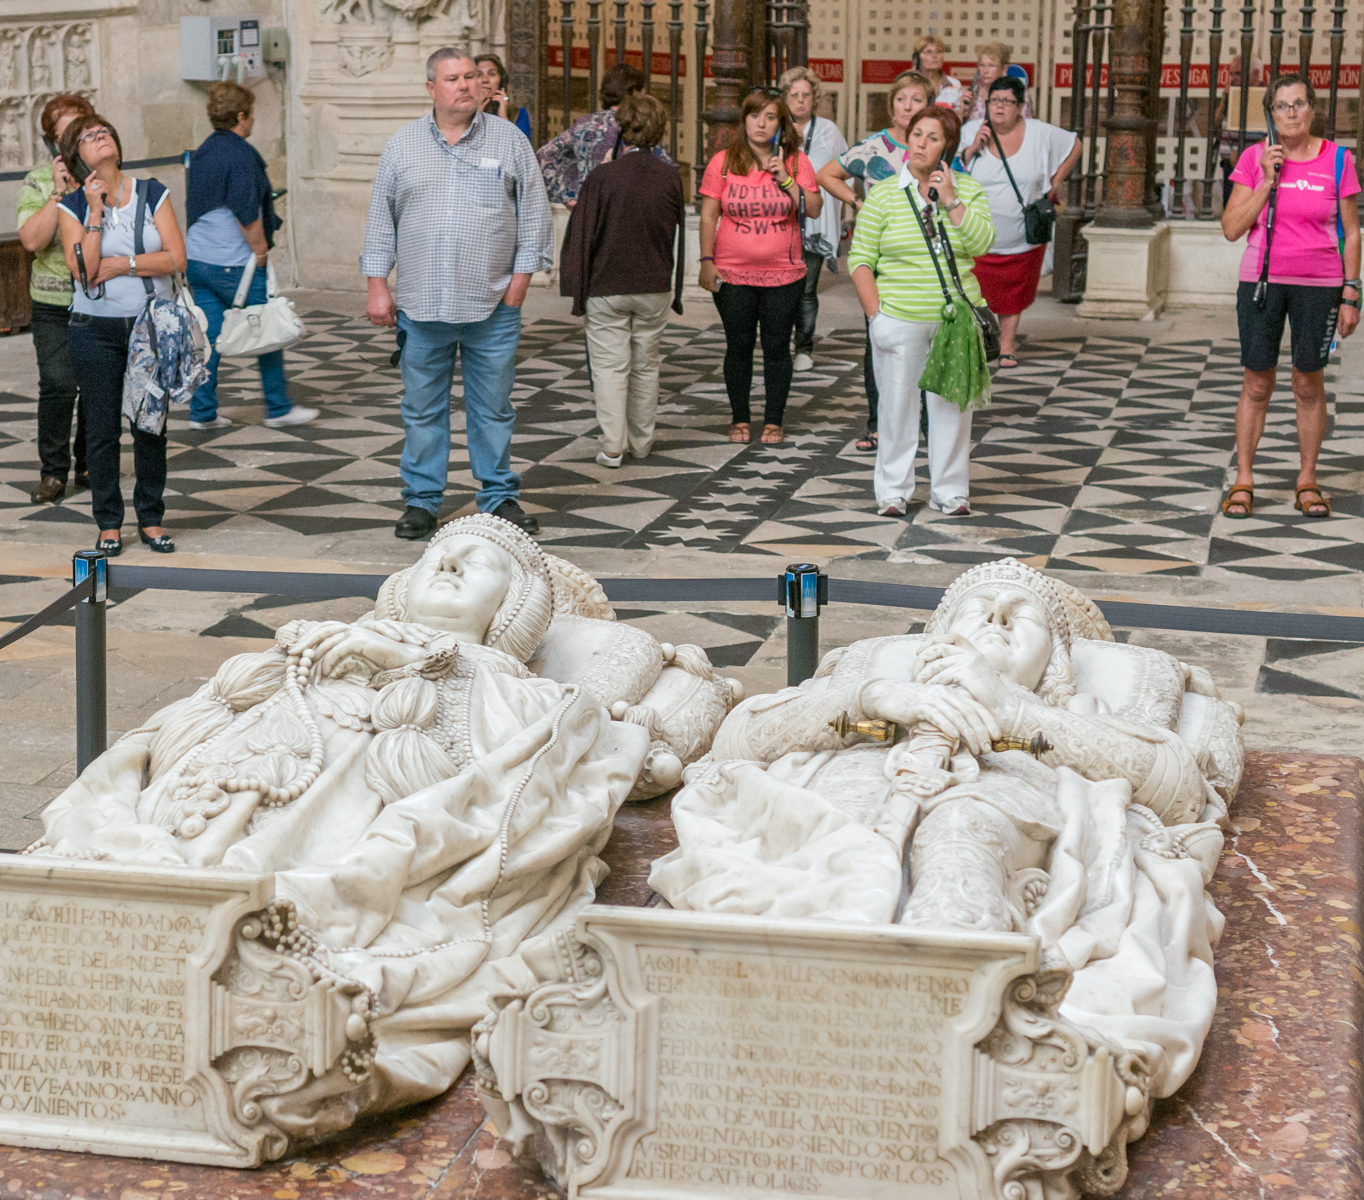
[703,0,751,154]
[1095,0,1156,227]
[1078,0,1171,317]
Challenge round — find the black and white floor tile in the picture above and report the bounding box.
[1,314,1361,582]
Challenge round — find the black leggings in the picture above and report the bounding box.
[712,278,804,427]
[864,316,879,432]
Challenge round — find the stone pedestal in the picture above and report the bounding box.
[1165,222,1246,308]
[1076,223,1171,320]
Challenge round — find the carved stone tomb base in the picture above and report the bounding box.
[475,907,1149,1200]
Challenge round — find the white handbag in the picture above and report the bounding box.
[215,257,305,358]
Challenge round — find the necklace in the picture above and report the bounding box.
[107,176,126,227]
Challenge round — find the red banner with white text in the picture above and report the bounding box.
[1055,61,1360,90]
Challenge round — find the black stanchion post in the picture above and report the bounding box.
[72,549,108,774]
[780,562,827,687]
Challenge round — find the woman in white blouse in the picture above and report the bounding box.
[913,36,964,113]
[960,76,1082,368]
[779,66,848,373]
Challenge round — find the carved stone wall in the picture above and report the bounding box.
[1,2,286,279]
[287,0,499,290]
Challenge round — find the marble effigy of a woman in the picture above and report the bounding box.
[650,557,1245,1104]
[27,515,737,1149]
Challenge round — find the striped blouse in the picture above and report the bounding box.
[847,167,996,322]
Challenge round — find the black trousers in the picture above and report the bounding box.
[712,278,804,427]
[32,301,85,481]
[793,252,824,355]
[67,313,167,531]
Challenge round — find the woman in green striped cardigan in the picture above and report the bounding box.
[848,105,995,518]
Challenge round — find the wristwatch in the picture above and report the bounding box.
[127,255,137,276]
[943,197,964,212]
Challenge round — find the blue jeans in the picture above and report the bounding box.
[397,305,522,514]
[187,260,291,421]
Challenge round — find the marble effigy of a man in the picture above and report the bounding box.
[30,515,659,1142]
[650,557,1244,1105]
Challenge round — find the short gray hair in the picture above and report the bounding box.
[426,47,473,82]
[778,65,821,103]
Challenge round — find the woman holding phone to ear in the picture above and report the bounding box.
[698,89,821,445]
[1220,73,1360,520]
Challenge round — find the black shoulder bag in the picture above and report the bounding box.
[987,121,1056,245]
[904,183,1001,362]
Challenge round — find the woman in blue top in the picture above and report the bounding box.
[57,113,186,556]
[184,82,314,430]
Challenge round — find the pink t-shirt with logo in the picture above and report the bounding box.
[1229,140,1359,286]
[701,151,819,286]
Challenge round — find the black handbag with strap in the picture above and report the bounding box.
[985,121,1056,246]
[904,183,1002,362]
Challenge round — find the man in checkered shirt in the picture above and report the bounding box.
[362,48,553,540]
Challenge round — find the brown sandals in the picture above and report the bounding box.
[729,422,750,443]
[760,424,784,444]
[1221,486,1253,519]
[1295,485,1331,518]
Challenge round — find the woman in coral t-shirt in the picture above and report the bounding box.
[699,91,821,444]
[1221,73,1360,520]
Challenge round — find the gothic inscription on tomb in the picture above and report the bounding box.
[0,859,271,1165]
[492,907,1040,1200]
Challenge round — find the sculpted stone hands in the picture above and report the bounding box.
[912,634,1015,716]
[859,678,1001,758]
[291,621,427,681]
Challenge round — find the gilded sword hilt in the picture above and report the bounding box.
[828,713,1052,759]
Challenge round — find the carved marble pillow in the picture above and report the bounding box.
[528,613,665,708]
[1069,638,1186,730]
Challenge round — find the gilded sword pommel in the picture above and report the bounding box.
[828,713,1052,759]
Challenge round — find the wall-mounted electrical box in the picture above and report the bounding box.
[263,27,289,66]
[180,16,265,82]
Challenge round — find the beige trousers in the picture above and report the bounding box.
[584,292,671,458]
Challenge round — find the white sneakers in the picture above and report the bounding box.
[187,415,233,430]
[595,450,623,468]
[793,352,814,372]
[930,496,971,516]
[878,497,972,517]
[263,406,320,428]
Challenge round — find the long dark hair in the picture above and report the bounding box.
[723,91,800,177]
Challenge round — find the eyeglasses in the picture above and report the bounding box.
[988,97,1021,106]
[747,87,780,97]
[78,127,111,144]
[1271,99,1312,114]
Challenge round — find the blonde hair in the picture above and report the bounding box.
[778,65,822,104]
[914,34,947,56]
[977,42,1013,66]
[889,70,936,109]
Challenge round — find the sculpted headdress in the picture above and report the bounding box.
[375,514,555,662]
[923,557,1112,705]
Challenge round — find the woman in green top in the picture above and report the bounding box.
[17,93,93,505]
[848,105,994,518]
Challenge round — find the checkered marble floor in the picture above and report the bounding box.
[0,314,1361,583]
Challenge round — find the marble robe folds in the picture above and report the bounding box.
[40,641,649,1117]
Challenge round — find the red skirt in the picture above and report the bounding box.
[972,244,1048,316]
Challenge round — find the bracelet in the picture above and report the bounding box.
[700,256,714,262]
[84,223,101,232]
[779,177,795,190]
[1342,297,1361,310]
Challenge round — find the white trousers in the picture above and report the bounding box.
[868,311,973,508]
[584,292,671,457]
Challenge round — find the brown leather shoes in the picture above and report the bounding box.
[29,476,65,503]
